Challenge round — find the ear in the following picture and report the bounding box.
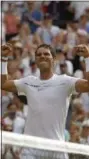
[52,58,55,66]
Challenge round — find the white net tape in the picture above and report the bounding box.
[1,131,89,156]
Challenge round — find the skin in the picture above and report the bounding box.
[35,47,54,80]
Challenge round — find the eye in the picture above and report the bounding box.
[44,52,50,56]
[36,53,41,57]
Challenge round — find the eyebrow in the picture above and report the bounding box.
[36,51,51,55]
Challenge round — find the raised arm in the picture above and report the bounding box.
[1,44,17,92]
[74,45,89,93]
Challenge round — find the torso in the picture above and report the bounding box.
[24,74,71,140]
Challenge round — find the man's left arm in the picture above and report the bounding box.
[74,45,89,93]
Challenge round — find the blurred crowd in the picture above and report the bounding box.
[1,1,89,159]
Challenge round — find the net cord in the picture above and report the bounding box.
[1,131,89,156]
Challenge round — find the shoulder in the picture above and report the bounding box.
[51,25,61,36]
[54,74,67,80]
[51,74,67,83]
[23,75,38,82]
[51,25,60,32]
[36,27,42,33]
[54,74,78,84]
[33,9,42,14]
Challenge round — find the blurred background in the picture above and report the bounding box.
[1,1,89,158]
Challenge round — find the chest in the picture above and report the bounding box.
[25,82,67,110]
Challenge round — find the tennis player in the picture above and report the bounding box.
[1,44,89,159]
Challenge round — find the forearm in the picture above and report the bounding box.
[85,56,89,85]
[85,72,89,86]
[1,75,8,87]
[1,60,8,89]
[33,19,42,26]
[0,61,17,92]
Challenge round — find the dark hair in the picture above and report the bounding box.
[35,44,56,58]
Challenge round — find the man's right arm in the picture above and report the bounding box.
[1,74,17,92]
[1,44,17,93]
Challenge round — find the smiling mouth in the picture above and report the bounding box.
[39,60,47,62]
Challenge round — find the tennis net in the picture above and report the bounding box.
[1,131,89,159]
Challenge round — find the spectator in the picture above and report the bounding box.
[1,90,13,117]
[65,20,78,49]
[12,23,41,50]
[12,94,28,134]
[13,42,23,61]
[21,1,43,33]
[79,14,89,32]
[4,3,20,41]
[72,1,89,20]
[80,120,89,145]
[3,103,17,127]
[47,1,75,28]
[22,59,40,77]
[69,122,80,143]
[59,62,71,75]
[80,93,89,114]
[76,29,89,45]
[71,98,86,124]
[13,115,25,134]
[36,13,61,45]
[1,124,20,159]
[12,94,28,119]
[54,48,73,75]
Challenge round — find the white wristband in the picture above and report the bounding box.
[85,57,89,72]
[0,61,8,75]
[1,56,8,61]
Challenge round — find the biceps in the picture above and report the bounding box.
[2,80,17,92]
[75,79,89,93]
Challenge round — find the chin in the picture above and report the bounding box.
[38,62,49,71]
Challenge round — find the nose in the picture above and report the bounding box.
[40,53,45,58]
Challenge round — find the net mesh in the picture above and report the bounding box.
[1,131,89,159]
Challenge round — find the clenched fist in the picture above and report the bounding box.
[73,45,89,58]
[2,43,13,58]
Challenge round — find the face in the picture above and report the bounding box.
[27,2,35,10]
[20,23,30,35]
[60,64,67,74]
[82,127,89,137]
[31,64,37,72]
[35,47,54,72]
[44,19,52,26]
[80,16,87,24]
[77,35,88,44]
[71,22,78,31]
[8,104,17,118]
[70,124,79,135]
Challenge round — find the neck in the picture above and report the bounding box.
[44,23,51,28]
[40,70,53,80]
[28,8,34,13]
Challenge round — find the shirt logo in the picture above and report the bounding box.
[25,82,51,91]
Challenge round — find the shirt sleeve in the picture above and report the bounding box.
[14,77,29,94]
[64,75,80,95]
